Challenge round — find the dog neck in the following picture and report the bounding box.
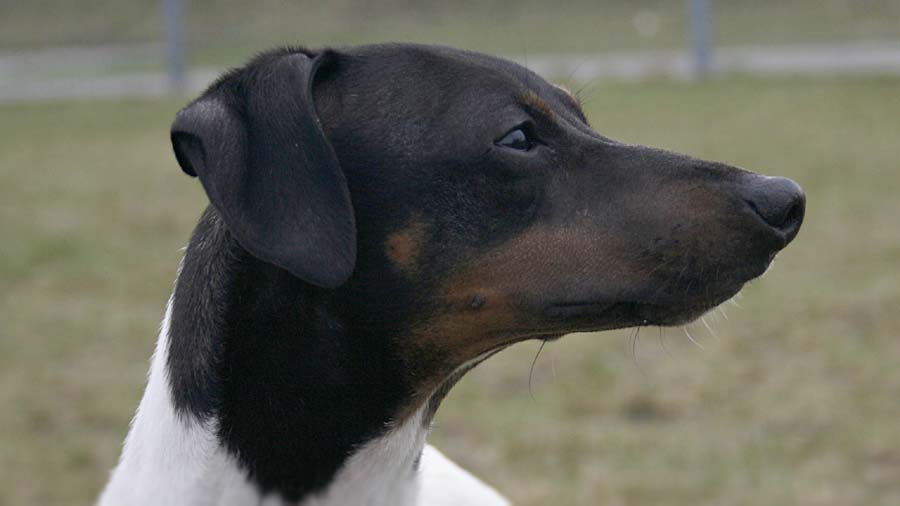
[99,208,431,505]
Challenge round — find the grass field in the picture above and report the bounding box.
[4,1,900,58]
[2,75,899,505]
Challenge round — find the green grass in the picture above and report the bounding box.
[2,76,900,505]
[3,0,900,57]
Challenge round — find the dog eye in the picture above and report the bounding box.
[495,127,534,151]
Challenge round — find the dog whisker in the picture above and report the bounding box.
[629,326,648,376]
[682,326,705,351]
[629,326,640,360]
[717,306,730,320]
[573,80,605,107]
[563,59,589,89]
[657,327,673,357]
[700,315,719,340]
[528,340,547,401]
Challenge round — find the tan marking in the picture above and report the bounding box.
[553,83,579,104]
[393,224,624,418]
[385,218,428,275]
[553,83,591,124]
[521,91,555,120]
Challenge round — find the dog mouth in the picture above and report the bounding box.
[538,250,777,331]
[543,283,745,329]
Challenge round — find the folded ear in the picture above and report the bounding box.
[170,51,355,289]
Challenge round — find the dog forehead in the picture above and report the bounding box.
[341,43,552,98]
[325,43,589,147]
[377,44,585,124]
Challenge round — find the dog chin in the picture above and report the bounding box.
[648,287,745,328]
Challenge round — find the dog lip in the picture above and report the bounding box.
[543,300,619,319]
[543,282,746,325]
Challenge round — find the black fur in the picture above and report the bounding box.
[171,48,356,289]
[167,208,236,420]
[170,207,413,499]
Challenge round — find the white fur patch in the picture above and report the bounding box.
[99,294,510,506]
[98,299,259,506]
[300,408,428,506]
[418,445,510,506]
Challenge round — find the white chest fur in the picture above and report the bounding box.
[98,301,259,506]
[98,299,509,506]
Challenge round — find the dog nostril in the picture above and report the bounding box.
[780,196,804,229]
[744,176,806,242]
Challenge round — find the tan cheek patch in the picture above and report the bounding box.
[400,226,617,402]
[392,184,746,419]
[385,218,428,275]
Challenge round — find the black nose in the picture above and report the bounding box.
[743,176,805,244]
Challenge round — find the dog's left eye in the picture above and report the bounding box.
[495,127,535,151]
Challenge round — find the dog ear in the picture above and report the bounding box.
[170,51,356,289]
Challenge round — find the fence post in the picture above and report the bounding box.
[688,0,713,79]
[162,0,186,94]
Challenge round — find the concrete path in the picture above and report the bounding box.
[1,41,898,102]
[523,41,900,81]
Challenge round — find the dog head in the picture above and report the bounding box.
[171,44,804,397]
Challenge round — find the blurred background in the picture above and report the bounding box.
[1,1,899,505]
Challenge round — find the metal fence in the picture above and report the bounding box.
[2,0,900,102]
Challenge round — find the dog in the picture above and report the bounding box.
[98,43,805,506]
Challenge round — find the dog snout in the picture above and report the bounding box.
[741,176,805,245]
